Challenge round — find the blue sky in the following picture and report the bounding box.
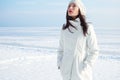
[0,0,120,28]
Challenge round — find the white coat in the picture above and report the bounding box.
[57,18,99,80]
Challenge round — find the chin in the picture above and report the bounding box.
[68,14,73,17]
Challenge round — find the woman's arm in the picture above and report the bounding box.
[57,30,64,69]
[84,24,99,67]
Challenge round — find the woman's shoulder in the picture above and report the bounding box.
[87,22,94,29]
[62,24,66,30]
[60,24,67,32]
[60,24,66,33]
[87,22,95,34]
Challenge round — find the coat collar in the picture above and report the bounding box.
[69,18,81,29]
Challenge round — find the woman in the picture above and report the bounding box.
[57,0,99,80]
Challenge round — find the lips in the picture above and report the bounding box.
[68,10,73,13]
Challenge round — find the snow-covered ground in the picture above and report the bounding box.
[0,26,120,80]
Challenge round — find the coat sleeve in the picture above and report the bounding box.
[57,30,64,68]
[84,24,99,67]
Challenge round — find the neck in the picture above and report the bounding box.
[70,15,79,20]
[71,16,77,20]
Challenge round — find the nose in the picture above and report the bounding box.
[69,6,73,9]
[68,6,73,11]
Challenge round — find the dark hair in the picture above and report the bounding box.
[62,9,88,36]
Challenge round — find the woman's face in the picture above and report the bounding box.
[67,3,79,18]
